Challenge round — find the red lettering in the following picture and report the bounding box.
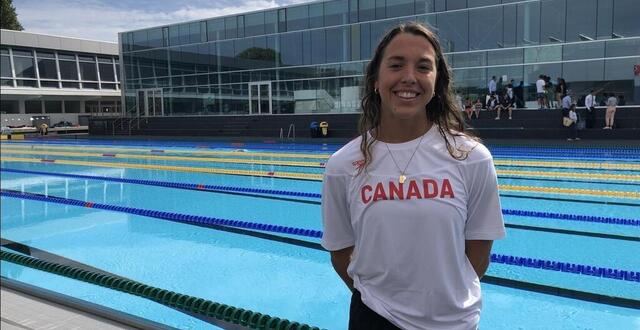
[361,185,372,204]
[422,179,438,198]
[373,182,388,201]
[440,178,454,198]
[388,182,404,200]
[406,180,422,200]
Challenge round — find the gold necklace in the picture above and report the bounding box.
[384,132,427,184]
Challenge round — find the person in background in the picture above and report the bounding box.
[584,90,597,129]
[464,98,474,119]
[473,98,483,119]
[563,104,580,141]
[562,91,573,111]
[555,78,567,109]
[536,75,546,109]
[322,22,505,330]
[487,93,500,112]
[39,123,48,136]
[599,93,609,106]
[604,94,617,129]
[496,94,514,120]
[618,94,626,106]
[544,76,554,108]
[488,76,497,95]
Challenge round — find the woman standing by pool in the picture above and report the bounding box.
[321,22,505,330]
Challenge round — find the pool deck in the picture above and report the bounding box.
[1,285,137,330]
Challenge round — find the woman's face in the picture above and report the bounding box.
[375,33,437,122]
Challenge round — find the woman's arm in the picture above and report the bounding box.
[330,246,355,291]
[465,240,494,279]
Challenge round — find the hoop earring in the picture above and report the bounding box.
[374,88,379,94]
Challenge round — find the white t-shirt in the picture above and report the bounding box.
[536,79,545,93]
[321,126,505,330]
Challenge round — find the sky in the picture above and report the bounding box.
[13,0,312,43]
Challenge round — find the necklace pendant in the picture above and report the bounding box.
[399,175,406,184]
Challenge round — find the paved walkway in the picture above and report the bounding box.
[1,285,138,330]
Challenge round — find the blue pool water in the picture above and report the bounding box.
[1,139,639,329]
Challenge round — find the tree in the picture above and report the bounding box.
[1,0,24,31]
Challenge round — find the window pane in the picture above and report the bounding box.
[65,101,80,113]
[540,0,566,44]
[207,19,225,41]
[148,28,163,48]
[245,12,265,36]
[40,80,59,88]
[563,60,604,82]
[467,0,499,7]
[325,0,348,26]
[25,100,42,113]
[311,30,326,64]
[605,57,639,80]
[437,10,468,52]
[386,0,414,18]
[469,6,502,50]
[502,4,517,47]
[0,100,19,114]
[37,51,55,59]
[59,61,78,80]
[606,38,640,57]
[225,17,238,38]
[326,27,349,63]
[237,16,245,38]
[487,48,523,65]
[287,5,309,31]
[517,1,540,46]
[133,30,148,50]
[310,3,324,28]
[45,101,62,113]
[189,22,201,44]
[453,52,486,67]
[37,58,58,79]
[101,83,117,90]
[83,82,99,89]
[452,67,486,98]
[99,63,115,81]
[563,42,604,60]
[359,0,376,21]
[415,0,435,14]
[80,62,98,81]
[12,49,32,57]
[62,81,79,88]
[265,10,277,34]
[280,32,303,66]
[596,0,613,39]
[613,0,640,38]
[0,79,12,86]
[446,0,466,10]
[524,45,562,63]
[1,56,11,77]
[13,57,36,78]
[16,79,37,87]
[566,0,596,42]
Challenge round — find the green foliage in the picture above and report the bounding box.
[1,0,24,31]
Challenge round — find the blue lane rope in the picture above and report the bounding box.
[1,168,637,227]
[490,254,639,282]
[0,189,322,239]
[2,189,638,283]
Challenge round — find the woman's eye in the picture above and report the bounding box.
[418,65,431,72]
[389,63,402,69]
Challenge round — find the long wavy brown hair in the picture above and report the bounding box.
[358,22,475,173]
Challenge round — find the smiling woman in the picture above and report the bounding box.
[321,22,506,330]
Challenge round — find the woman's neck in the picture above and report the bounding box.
[375,120,433,143]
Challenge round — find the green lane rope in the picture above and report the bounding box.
[0,250,322,330]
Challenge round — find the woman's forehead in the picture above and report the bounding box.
[382,33,436,60]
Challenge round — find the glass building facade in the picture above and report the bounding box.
[120,0,640,117]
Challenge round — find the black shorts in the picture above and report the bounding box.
[349,290,400,330]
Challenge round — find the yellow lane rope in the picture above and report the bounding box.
[1,149,326,168]
[499,184,640,199]
[494,159,640,171]
[2,157,638,199]
[0,156,323,181]
[0,144,332,160]
[496,169,640,182]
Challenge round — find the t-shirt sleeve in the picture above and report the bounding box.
[463,154,506,241]
[321,171,355,251]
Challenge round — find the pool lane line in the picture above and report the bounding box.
[0,189,323,239]
[0,156,323,181]
[3,157,640,201]
[2,168,638,228]
[500,175,640,187]
[2,189,638,283]
[501,193,640,207]
[0,250,323,330]
[481,276,640,310]
[0,239,241,328]
[496,169,639,183]
[0,149,327,168]
[504,224,639,242]
[0,144,333,160]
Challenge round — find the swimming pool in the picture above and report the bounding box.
[1,139,638,329]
